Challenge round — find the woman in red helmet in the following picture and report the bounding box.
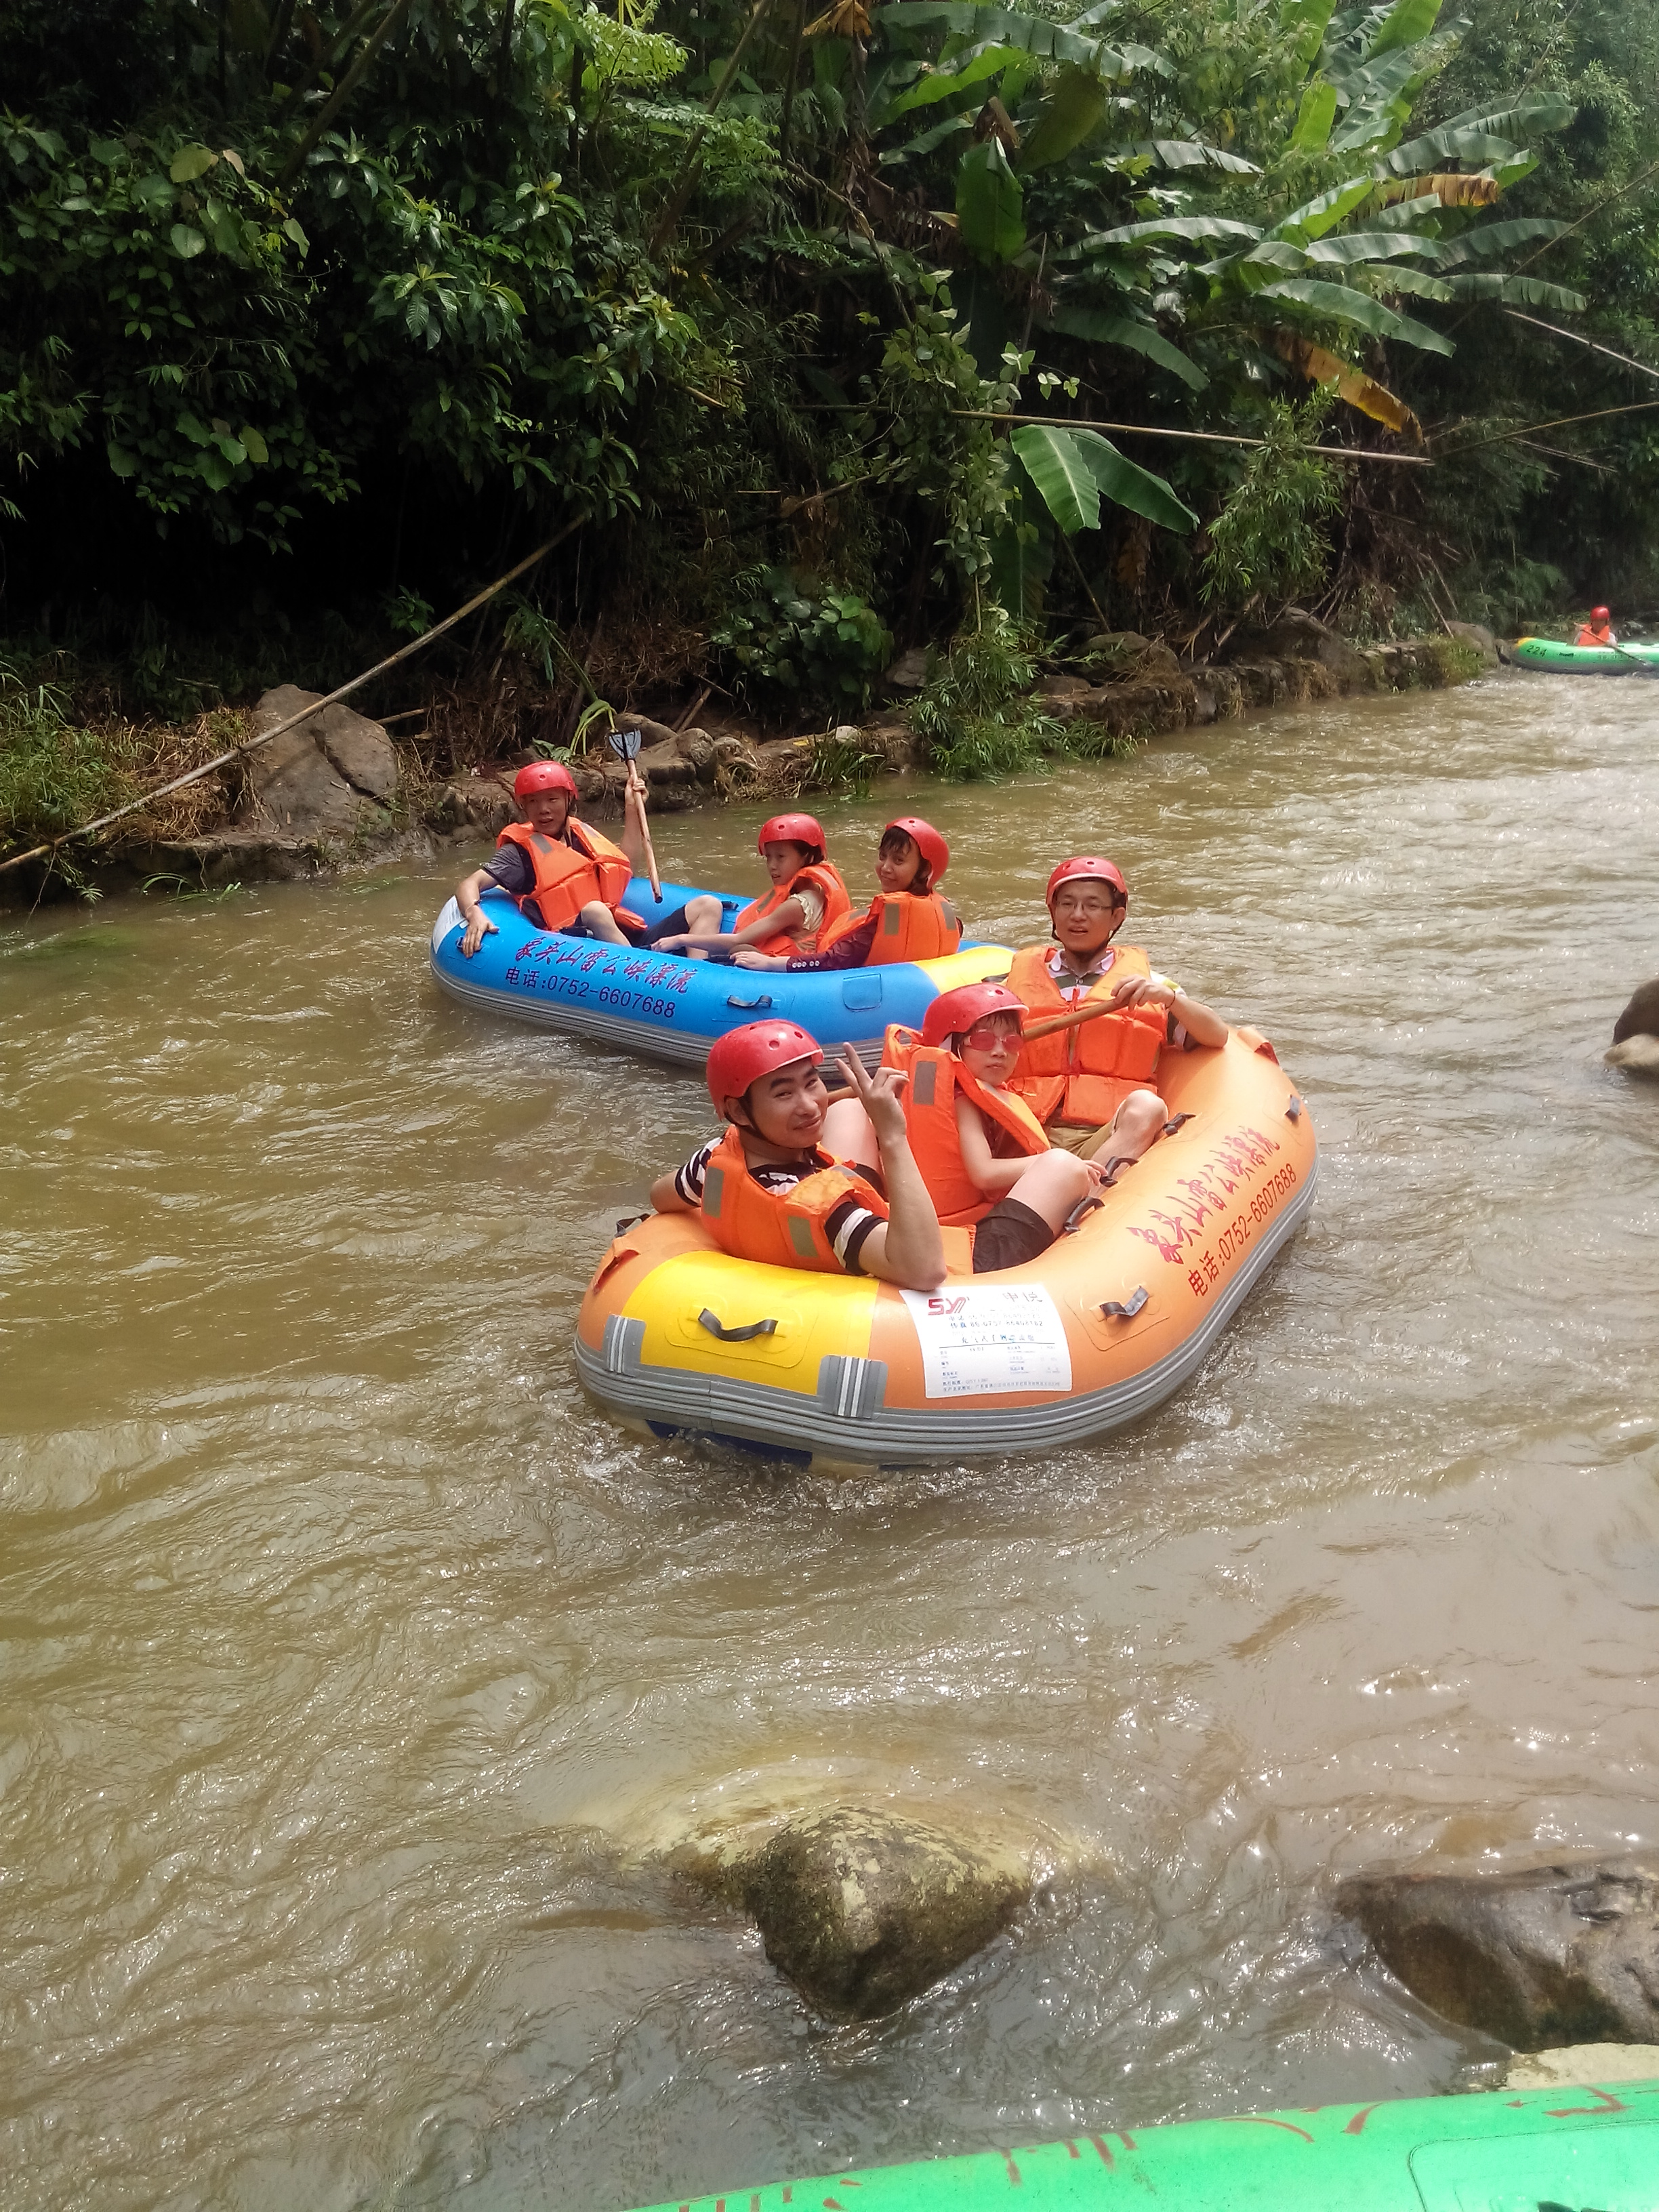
[731,816,962,973]
[454,760,674,957]
[1004,856,1227,1175]
[652,813,851,962]
[864,981,1099,1271]
[1576,605,1617,647]
[648,1021,945,1290]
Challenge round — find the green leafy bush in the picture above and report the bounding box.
[710,569,893,719]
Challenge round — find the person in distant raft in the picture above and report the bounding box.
[1006,857,1227,1176]
[652,812,851,961]
[732,816,962,972]
[1576,605,1618,647]
[649,1021,946,1290]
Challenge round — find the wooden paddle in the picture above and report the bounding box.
[607,726,662,900]
[1019,991,1143,1042]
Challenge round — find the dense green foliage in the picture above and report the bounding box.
[3,0,1656,716]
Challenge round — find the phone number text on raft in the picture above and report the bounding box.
[504,967,680,1020]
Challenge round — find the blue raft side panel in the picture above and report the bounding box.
[429,878,1008,1069]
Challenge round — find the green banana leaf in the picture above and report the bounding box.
[1432,218,1568,265]
[1082,212,1260,249]
[1290,81,1338,152]
[878,46,1017,123]
[1044,303,1208,387]
[1366,0,1443,60]
[1443,273,1587,309]
[1256,274,1454,352]
[1010,422,1196,535]
[956,138,1025,262]
[1272,176,1376,241]
[1019,64,1110,169]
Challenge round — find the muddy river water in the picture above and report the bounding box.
[3,673,1658,2211]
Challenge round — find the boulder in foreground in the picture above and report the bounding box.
[1338,1858,1659,2049]
[683,1804,1028,2021]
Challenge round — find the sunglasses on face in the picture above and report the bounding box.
[961,1021,1021,1050]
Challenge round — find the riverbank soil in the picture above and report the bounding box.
[0,615,1492,905]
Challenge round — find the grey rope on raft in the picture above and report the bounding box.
[0,518,586,880]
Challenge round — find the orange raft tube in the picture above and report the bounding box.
[575,1028,1315,1465]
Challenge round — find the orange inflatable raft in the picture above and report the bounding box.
[575,1027,1315,1465]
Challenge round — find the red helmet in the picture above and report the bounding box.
[884,815,949,887]
[705,1020,824,1115]
[921,981,1027,1050]
[1046,855,1127,907]
[514,759,577,799]
[1591,605,1612,621]
[758,812,825,860]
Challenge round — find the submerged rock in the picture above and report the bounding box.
[682,1805,1028,2021]
[1607,978,1659,1074]
[1338,1858,1659,2049]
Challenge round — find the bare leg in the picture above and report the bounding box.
[577,899,629,945]
[682,895,722,933]
[999,1149,1090,1231]
[1088,1088,1165,1169]
[823,1098,878,1170]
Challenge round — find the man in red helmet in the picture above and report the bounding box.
[1576,606,1617,647]
[649,1022,946,1290]
[1004,857,1227,1174]
[455,758,699,956]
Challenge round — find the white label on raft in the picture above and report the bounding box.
[899,1284,1073,1399]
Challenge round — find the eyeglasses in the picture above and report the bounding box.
[961,1021,1021,1050]
[1052,896,1117,918]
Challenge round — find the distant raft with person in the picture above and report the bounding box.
[1506,635,1659,674]
[575,1017,1316,1467]
[429,876,1012,1066]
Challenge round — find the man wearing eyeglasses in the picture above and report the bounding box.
[1004,856,1227,1176]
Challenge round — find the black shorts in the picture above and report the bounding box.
[562,905,695,948]
[971,1197,1055,1274]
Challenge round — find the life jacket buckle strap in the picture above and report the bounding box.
[697,1307,779,1343]
[1101,1286,1149,1319]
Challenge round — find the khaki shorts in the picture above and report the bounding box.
[1048,1119,1115,1158]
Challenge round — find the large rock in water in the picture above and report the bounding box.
[241,686,398,842]
[1607,977,1659,1073]
[1337,1859,1659,2049]
[684,1805,1027,2021]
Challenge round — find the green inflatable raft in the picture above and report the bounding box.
[1508,634,1659,673]
[623,2078,1659,2211]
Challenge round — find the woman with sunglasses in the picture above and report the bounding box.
[840,983,1103,1275]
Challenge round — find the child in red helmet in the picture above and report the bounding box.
[1576,606,1617,647]
[455,760,661,956]
[733,816,962,972]
[1004,857,1227,1174]
[653,813,851,961]
[649,1021,945,1290]
[872,981,1101,1269]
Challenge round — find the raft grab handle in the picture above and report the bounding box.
[698,1307,779,1343]
[1101,1286,1149,1320]
[726,995,774,1010]
[1286,1093,1304,1120]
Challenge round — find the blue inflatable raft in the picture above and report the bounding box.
[429,878,1014,1069]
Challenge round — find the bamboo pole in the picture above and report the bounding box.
[0,521,583,880]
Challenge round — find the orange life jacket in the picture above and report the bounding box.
[818,889,963,966]
[733,861,852,956]
[697,1125,889,1273]
[1006,941,1167,1128]
[497,819,635,933]
[1576,622,1615,647]
[882,1027,1048,1225]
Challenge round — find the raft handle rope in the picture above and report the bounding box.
[697,1308,779,1343]
[1101,1286,1150,1320]
[0,520,584,882]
